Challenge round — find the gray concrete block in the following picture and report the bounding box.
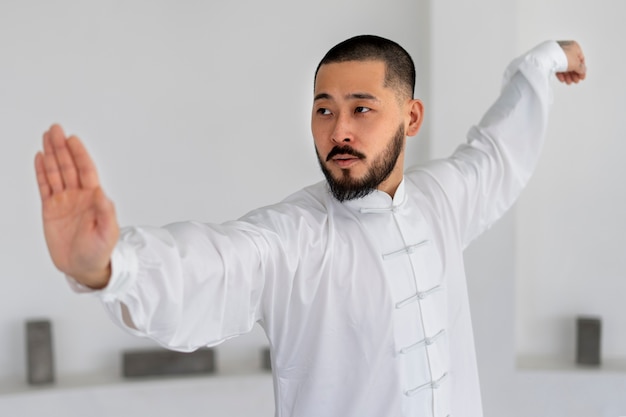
[26,320,55,385]
[261,347,272,371]
[123,348,216,378]
[576,317,601,366]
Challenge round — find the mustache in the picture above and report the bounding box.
[326,146,366,162]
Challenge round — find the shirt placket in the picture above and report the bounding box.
[360,203,451,417]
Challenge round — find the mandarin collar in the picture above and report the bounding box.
[341,179,407,213]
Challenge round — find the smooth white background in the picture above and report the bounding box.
[0,0,624,416]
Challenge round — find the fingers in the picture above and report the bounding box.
[576,56,587,78]
[34,152,52,200]
[67,135,100,188]
[556,70,584,85]
[42,129,65,194]
[38,124,100,194]
[46,124,80,189]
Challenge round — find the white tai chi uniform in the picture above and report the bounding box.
[76,41,567,417]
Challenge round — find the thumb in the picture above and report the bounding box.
[93,187,120,241]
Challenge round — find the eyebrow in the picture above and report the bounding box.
[313,92,380,102]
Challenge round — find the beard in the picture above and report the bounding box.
[316,124,405,202]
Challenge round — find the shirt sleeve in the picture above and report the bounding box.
[406,41,568,247]
[89,220,277,352]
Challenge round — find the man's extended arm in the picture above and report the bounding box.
[35,125,274,350]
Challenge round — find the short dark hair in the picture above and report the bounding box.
[315,35,416,99]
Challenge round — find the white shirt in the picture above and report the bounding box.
[86,41,568,417]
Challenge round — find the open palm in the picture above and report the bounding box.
[35,124,119,289]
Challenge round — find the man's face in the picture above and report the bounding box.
[311,60,417,201]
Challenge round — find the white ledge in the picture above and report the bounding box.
[516,355,626,373]
[0,372,275,417]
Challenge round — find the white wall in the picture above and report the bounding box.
[0,0,428,415]
[515,0,626,362]
[428,2,520,414]
[512,1,626,414]
[3,0,625,416]
[430,0,626,416]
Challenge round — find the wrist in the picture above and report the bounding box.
[71,263,112,290]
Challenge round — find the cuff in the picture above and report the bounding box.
[529,40,569,73]
[65,240,138,302]
[504,40,569,83]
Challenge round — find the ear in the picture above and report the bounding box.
[405,99,424,137]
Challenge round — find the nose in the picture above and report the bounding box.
[331,113,353,144]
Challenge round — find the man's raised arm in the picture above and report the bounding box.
[34,124,119,289]
[406,40,587,247]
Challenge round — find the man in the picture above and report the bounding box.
[35,35,586,416]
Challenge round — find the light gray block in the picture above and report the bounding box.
[123,348,216,378]
[26,320,55,385]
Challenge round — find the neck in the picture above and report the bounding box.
[377,159,404,198]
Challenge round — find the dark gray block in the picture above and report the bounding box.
[576,317,601,366]
[123,348,216,378]
[261,347,272,371]
[26,320,55,385]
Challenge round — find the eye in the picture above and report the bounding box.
[316,108,332,115]
[355,106,371,114]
